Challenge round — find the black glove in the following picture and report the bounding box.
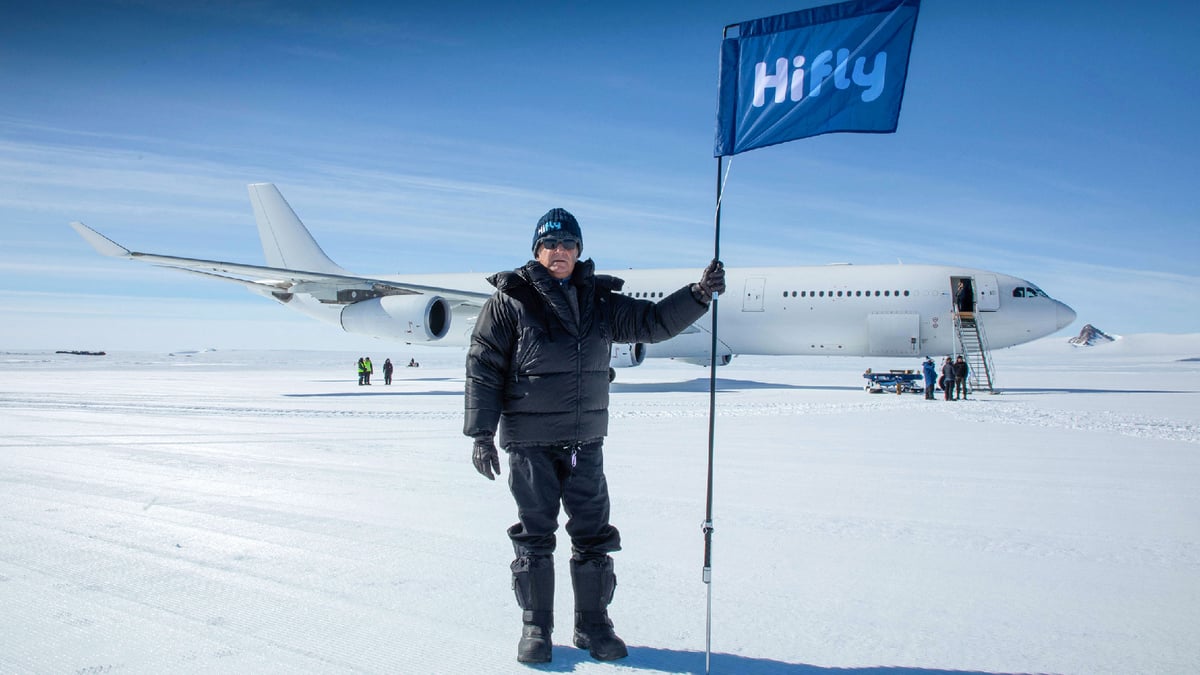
[691,259,726,305]
[472,434,501,480]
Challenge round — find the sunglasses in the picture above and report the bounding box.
[539,238,579,251]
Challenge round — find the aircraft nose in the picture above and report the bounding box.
[1056,301,1077,330]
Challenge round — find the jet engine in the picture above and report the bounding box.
[610,343,646,368]
[339,294,451,342]
[673,353,733,367]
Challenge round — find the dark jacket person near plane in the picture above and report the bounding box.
[942,356,957,401]
[464,208,724,664]
[953,355,969,400]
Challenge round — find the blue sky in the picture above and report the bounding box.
[1,0,1197,351]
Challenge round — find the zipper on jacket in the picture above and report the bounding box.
[574,339,583,439]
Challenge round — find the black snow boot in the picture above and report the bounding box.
[570,556,628,661]
[512,555,554,663]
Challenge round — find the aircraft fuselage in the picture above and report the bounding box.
[273,263,1075,360]
[72,184,1076,365]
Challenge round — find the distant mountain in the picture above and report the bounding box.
[1069,324,1116,346]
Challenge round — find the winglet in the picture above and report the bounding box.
[70,222,132,258]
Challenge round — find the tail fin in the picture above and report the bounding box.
[247,183,347,274]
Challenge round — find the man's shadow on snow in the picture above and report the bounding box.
[526,645,1014,674]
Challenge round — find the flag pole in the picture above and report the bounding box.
[703,151,726,675]
[704,18,740,670]
[703,3,920,670]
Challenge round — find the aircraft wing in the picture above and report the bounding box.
[70,221,492,306]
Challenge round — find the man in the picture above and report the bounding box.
[941,356,956,401]
[955,279,972,314]
[953,355,969,400]
[464,208,724,664]
[921,357,936,400]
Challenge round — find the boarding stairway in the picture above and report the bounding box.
[953,311,995,393]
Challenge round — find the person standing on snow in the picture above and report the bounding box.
[942,356,957,401]
[464,207,724,664]
[921,356,936,400]
[953,355,969,400]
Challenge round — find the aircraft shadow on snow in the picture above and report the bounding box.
[284,378,464,398]
[528,646,1018,674]
[610,378,854,394]
[282,378,853,398]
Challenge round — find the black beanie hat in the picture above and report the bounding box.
[532,208,583,254]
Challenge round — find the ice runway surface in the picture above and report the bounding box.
[2,337,1198,674]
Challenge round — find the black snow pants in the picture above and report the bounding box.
[506,440,621,560]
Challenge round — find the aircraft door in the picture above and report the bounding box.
[867,313,920,356]
[976,274,999,311]
[742,277,766,312]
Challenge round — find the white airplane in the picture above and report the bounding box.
[71,183,1076,371]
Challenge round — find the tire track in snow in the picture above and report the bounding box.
[0,393,460,421]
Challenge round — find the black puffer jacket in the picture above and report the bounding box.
[953,359,968,381]
[464,259,708,448]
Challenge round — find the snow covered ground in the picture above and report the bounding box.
[2,335,1198,674]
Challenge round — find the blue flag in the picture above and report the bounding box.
[714,0,921,156]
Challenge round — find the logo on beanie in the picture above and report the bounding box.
[538,221,564,237]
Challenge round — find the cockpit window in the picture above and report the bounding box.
[1013,286,1044,298]
[1012,287,1025,298]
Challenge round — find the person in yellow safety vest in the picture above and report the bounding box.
[364,357,374,385]
[357,357,366,386]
